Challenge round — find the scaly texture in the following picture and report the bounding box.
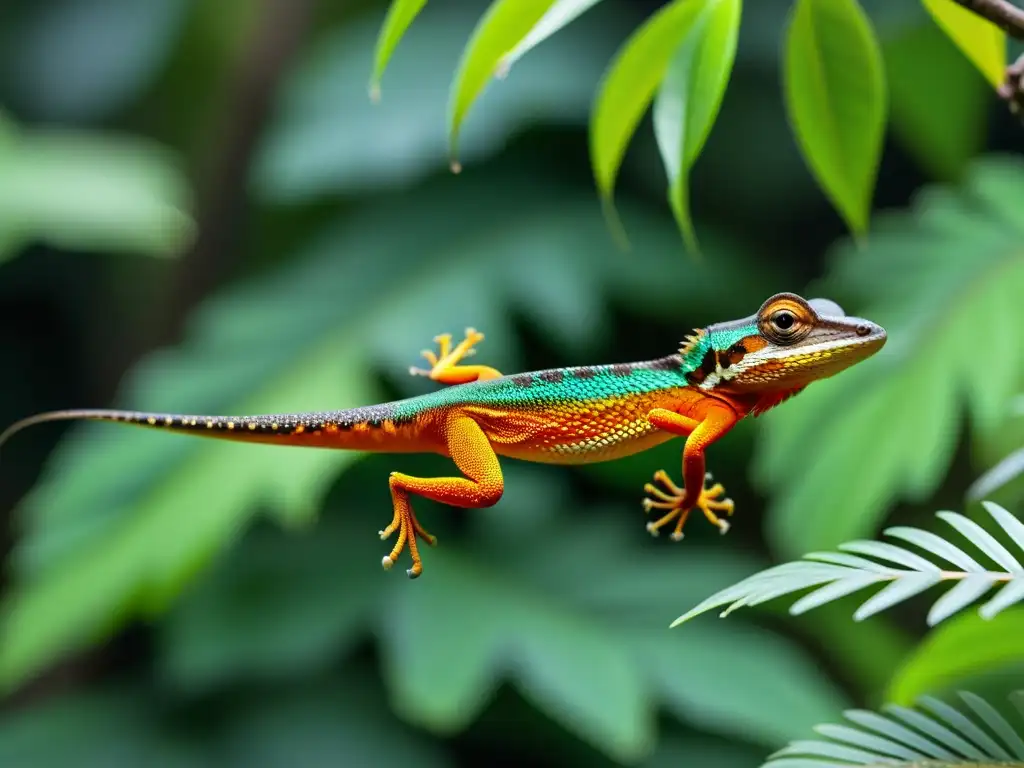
[0,293,886,577]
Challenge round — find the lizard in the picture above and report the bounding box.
[0,292,886,578]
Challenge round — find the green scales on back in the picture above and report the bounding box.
[389,358,692,420]
[389,317,761,421]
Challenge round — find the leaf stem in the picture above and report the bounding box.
[934,570,1016,581]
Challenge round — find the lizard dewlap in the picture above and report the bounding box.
[0,293,886,578]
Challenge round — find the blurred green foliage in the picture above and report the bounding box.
[1,0,1023,766]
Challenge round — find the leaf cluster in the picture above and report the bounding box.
[370,0,1007,245]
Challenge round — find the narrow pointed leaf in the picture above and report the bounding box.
[369,0,429,100]
[884,704,985,758]
[803,551,893,572]
[979,579,1024,619]
[652,0,741,251]
[884,526,984,572]
[812,723,925,760]
[590,0,704,221]
[670,564,851,626]
[982,501,1024,551]
[922,0,1006,88]
[918,696,1012,760]
[969,449,1024,501]
[937,511,1023,572]
[771,739,891,763]
[739,574,838,608]
[960,692,1024,760]
[927,574,999,626]
[498,0,603,74]
[447,0,559,166]
[768,693,1024,768]
[789,573,884,615]
[844,710,956,760]
[853,573,943,621]
[782,0,886,235]
[840,540,940,572]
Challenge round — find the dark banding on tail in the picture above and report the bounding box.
[0,403,410,453]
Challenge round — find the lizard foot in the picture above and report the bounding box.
[642,470,734,541]
[409,327,485,379]
[379,479,438,578]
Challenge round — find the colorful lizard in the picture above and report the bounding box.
[0,293,885,578]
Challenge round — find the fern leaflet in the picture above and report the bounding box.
[672,502,1024,628]
[762,690,1024,767]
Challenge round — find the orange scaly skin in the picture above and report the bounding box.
[0,294,886,578]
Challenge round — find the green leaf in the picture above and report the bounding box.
[158,516,383,692]
[368,0,429,100]
[0,123,194,263]
[0,0,190,123]
[637,620,847,748]
[496,0,604,74]
[384,551,653,763]
[763,690,1024,767]
[381,518,845,759]
[590,0,708,234]
[219,671,452,768]
[159,469,844,759]
[922,0,1006,89]
[646,737,765,768]
[782,0,887,235]
[968,448,1024,502]
[0,173,739,693]
[448,0,604,167]
[257,5,623,199]
[887,608,1024,706]
[672,503,1024,628]
[652,0,742,251]
[0,337,377,691]
[0,686,206,768]
[883,20,989,181]
[755,157,1024,558]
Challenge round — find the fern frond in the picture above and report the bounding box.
[969,447,1024,502]
[761,690,1024,767]
[671,502,1024,629]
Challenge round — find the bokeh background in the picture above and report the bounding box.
[1,0,1024,766]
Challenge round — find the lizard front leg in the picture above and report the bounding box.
[379,411,503,577]
[409,327,503,384]
[642,406,738,540]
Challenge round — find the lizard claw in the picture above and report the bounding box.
[380,479,437,577]
[642,469,735,539]
[410,328,488,381]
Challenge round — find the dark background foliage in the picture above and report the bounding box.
[1,0,1023,765]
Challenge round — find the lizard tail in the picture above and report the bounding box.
[0,404,425,456]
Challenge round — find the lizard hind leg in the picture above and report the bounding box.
[379,413,504,578]
[409,327,503,384]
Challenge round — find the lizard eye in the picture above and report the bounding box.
[756,293,815,344]
[771,310,796,333]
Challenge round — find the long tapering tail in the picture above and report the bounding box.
[0,402,414,455]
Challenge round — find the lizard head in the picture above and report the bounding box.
[680,292,886,397]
